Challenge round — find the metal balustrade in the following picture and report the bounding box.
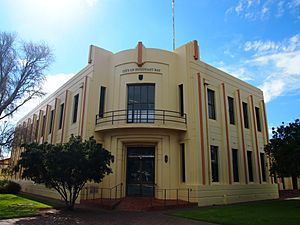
[95,109,187,126]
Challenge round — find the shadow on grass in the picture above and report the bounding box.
[17,192,66,209]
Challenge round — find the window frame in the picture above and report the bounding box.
[255,107,262,132]
[127,83,155,123]
[207,89,216,120]
[41,115,46,138]
[228,96,235,125]
[260,152,267,182]
[99,86,106,118]
[179,84,184,117]
[247,151,254,182]
[210,145,219,182]
[180,143,186,182]
[232,148,239,182]
[48,109,54,134]
[58,103,64,130]
[72,94,79,124]
[242,102,249,129]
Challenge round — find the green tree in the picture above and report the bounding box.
[15,135,113,210]
[265,119,300,190]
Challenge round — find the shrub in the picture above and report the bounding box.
[0,180,21,194]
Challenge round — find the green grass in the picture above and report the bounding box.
[173,199,300,225]
[0,194,53,219]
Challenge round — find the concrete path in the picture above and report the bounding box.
[0,208,218,225]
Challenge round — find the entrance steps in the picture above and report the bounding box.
[81,197,196,211]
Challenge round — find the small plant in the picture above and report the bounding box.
[0,180,21,194]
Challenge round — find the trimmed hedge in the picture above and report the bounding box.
[0,180,21,194]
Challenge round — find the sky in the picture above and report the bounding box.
[0,0,299,133]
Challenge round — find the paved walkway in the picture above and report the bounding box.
[0,208,217,225]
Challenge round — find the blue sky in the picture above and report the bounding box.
[0,0,299,131]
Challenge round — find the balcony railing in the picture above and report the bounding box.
[95,109,187,127]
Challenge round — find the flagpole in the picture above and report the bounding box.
[172,0,175,50]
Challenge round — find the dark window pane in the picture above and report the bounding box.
[255,107,262,132]
[180,143,186,182]
[247,151,254,182]
[49,110,54,134]
[128,86,134,104]
[134,85,140,103]
[232,149,239,182]
[211,145,219,182]
[72,94,79,123]
[148,85,155,104]
[141,86,147,104]
[179,84,184,116]
[243,102,249,129]
[58,103,64,130]
[207,89,216,120]
[260,153,266,182]
[41,115,46,137]
[99,86,106,118]
[35,119,39,140]
[228,97,235,125]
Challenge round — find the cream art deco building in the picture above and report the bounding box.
[10,41,278,206]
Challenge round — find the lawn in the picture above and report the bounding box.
[0,194,53,219]
[174,199,300,225]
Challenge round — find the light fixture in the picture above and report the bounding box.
[164,155,168,163]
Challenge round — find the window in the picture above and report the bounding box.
[255,107,262,132]
[247,151,254,182]
[228,97,235,125]
[127,84,155,123]
[242,102,249,129]
[207,89,216,119]
[35,119,39,140]
[58,103,64,130]
[72,94,79,123]
[99,86,106,118]
[260,153,267,182]
[179,84,184,116]
[49,110,54,134]
[41,115,46,137]
[232,149,239,182]
[180,143,186,182]
[211,145,219,182]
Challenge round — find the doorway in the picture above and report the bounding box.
[126,147,155,196]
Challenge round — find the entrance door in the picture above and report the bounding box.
[126,147,155,196]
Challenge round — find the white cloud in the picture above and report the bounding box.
[289,0,300,8]
[235,1,244,14]
[259,79,285,102]
[244,34,300,55]
[244,40,279,52]
[216,64,253,81]
[276,1,285,17]
[227,0,300,20]
[9,73,74,124]
[246,34,300,102]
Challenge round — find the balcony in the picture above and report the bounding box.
[95,109,187,131]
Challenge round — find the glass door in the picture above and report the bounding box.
[126,147,155,196]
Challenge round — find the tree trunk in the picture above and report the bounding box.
[292,175,298,190]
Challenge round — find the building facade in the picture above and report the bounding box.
[10,41,278,205]
[0,158,10,180]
